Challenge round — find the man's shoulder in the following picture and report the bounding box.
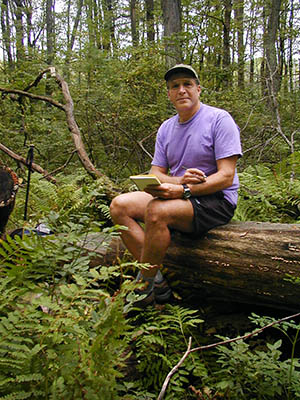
[200,103,230,117]
[159,114,178,131]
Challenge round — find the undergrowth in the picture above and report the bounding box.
[0,158,299,399]
[235,152,300,223]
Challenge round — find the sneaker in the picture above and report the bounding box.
[132,289,155,309]
[132,275,155,309]
[132,270,172,308]
[153,275,172,304]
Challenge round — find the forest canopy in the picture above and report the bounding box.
[0,2,299,399]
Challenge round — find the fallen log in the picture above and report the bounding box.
[83,221,300,311]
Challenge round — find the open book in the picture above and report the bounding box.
[130,174,161,191]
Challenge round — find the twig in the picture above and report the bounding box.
[157,311,300,400]
[157,337,192,400]
[40,150,77,180]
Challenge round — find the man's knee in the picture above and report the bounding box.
[110,192,142,220]
[110,194,126,220]
[145,199,169,225]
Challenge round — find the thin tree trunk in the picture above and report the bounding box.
[264,0,282,103]
[145,0,154,42]
[13,0,26,64]
[1,0,13,69]
[288,0,294,92]
[103,0,116,53]
[234,0,244,88]
[130,0,139,46]
[222,0,232,87]
[46,0,54,65]
[161,0,182,68]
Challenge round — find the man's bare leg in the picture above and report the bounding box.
[110,193,194,305]
[140,198,195,277]
[109,191,153,261]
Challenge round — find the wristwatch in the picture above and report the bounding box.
[182,184,192,200]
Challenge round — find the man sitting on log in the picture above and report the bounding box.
[0,166,19,238]
[110,64,242,307]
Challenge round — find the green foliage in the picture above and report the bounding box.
[212,338,300,399]
[9,171,111,230]
[190,314,300,400]
[0,221,136,399]
[1,172,300,399]
[234,153,300,223]
[130,305,205,398]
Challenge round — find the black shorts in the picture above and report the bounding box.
[189,191,235,237]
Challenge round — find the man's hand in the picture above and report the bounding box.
[144,183,184,199]
[180,168,206,184]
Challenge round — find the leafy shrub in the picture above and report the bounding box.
[235,153,300,223]
[0,222,134,399]
[130,305,205,399]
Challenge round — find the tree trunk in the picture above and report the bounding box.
[234,0,244,89]
[103,0,116,52]
[222,0,232,87]
[288,0,294,92]
[161,0,182,68]
[1,0,13,69]
[264,0,282,102]
[130,0,138,46]
[145,0,154,42]
[13,0,26,64]
[84,221,300,311]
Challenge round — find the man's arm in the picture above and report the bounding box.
[145,156,238,199]
[149,165,181,184]
[187,156,238,197]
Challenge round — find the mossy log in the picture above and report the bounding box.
[83,221,300,311]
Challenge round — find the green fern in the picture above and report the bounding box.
[131,304,204,396]
[235,155,300,223]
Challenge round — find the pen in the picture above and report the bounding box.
[182,166,207,179]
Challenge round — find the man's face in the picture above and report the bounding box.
[167,73,201,116]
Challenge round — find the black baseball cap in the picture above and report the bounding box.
[164,64,199,81]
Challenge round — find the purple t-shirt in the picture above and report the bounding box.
[151,103,242,206]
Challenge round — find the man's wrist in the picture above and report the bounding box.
[182,184,192,199]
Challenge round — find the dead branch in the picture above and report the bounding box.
[0,142,56,184]
[0,86,65,110]
[157,337,192,400]
[0,67,105,181]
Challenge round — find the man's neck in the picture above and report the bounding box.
[178,102,201,123]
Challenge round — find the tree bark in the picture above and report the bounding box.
[161,0,182,67]
[84,221,300,311]
[264,0,282,101]
[13,0,26,64]
[145,0,154,42]
[130,0,138,46]
[1,0,13,69]
[222,0,232,87]
[234,0,244,88]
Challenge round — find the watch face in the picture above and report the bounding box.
[183,185,191,199]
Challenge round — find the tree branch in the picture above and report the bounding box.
[0,142,56,184]
[0,67,119,184]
